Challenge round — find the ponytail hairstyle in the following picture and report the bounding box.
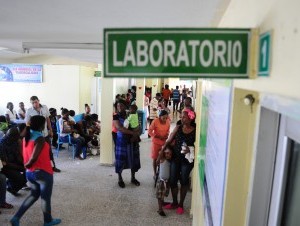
[25,115,46,146]
[60,107,69,116]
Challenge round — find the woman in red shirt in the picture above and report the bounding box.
[10,115,61,226]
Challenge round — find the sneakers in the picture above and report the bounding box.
[52,167,61,173]
[44,218,61,226]
[10,217,20,226]
[10,217,61,226]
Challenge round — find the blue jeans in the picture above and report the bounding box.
[60,135,85,157]
[0,173,6,204]
[169,159,194,188]
[14,170,53,223]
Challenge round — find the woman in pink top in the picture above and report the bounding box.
[148,110,170,178]
[10,115,61,226]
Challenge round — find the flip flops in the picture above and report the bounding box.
[163,203,178,209]
[176,207,184,215]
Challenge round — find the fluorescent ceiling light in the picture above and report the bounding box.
[22,42,102,50]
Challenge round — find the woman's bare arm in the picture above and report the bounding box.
[113,120,136,135]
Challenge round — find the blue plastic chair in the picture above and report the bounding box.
[56,120,76,159]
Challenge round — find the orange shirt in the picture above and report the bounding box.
[23,138,53,175]
[162,89,171,100]
[148,118,170,145]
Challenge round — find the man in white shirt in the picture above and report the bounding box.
[25,96,61,172]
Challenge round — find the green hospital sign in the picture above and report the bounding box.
[104,28,251,78]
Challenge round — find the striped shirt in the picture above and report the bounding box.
[172,89,180,101]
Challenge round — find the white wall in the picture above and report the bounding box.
[219,0,300,99]
[0,65,94,116]
[79,66,95,114]
[115,78,130,96]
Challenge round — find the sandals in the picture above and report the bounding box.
[131,178,140,186]
[118,180,125,188]
[176,207,184,215]
[0,202,14,209]
[163,203,178,209]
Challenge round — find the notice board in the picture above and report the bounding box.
[199,80,232,226]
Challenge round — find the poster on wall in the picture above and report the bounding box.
[0,64,43,83]
[199,79,232,226]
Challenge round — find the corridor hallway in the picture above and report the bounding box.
[2,121,192,226]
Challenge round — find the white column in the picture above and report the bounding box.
[151,79,159,97]
[135,78,145,110]
[99,77,114,165]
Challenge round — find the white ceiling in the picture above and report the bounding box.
[0,0,224,64]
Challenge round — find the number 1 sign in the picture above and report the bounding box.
[258,31,271,76]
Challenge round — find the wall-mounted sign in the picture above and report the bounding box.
[104,28,252,78]
[258,31,271,76]
[200,80,232,226]
[94,71,101,77]
[0,64,43,83]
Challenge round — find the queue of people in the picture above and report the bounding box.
[112,84,195,217]
[145,84,196,217]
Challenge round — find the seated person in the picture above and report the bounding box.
[17,102,26,120]
[124,104,141,143]
[0,116,9,135]
[90,114,101,134]
[69,110,76,122]
[5,102,19,123]
[77,115,95,145]
[58,108,85,160]
[0,127,27,196]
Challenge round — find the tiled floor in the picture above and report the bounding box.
[1,116,192,226]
